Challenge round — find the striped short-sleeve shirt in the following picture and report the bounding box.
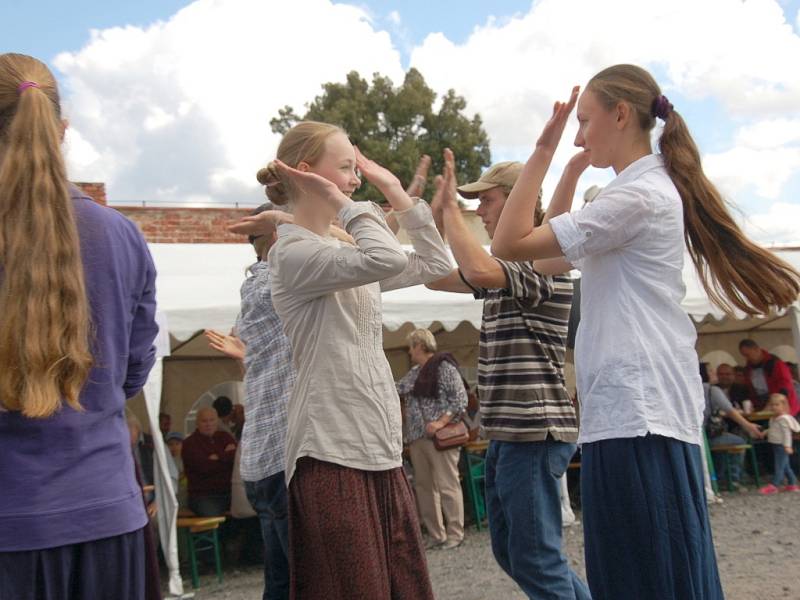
[470,260,578,443]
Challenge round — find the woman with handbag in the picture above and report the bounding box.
[397,329,468,550]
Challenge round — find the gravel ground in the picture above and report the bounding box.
[178,489,799,600]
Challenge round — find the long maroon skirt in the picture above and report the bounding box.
[288,457,434,600]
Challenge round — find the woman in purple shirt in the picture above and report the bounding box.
[0,54,158,600]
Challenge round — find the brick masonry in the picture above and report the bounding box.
[75,182,489,245]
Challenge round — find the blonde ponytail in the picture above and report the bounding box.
[0,53,92,417]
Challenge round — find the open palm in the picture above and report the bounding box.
[355,147,401,192]
[536,86,580,153]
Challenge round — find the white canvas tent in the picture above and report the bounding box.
[149,243,800,355]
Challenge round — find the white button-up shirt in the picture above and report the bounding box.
[269,201,452,483]
[550,154,704,446]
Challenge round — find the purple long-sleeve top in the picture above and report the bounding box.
[0,185,158,551]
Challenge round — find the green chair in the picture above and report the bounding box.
[703,431,719,495]
[461,442,487,531]
[710,444,761,492]
[177,516,226,589]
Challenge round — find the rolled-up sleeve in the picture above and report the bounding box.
[550,187,653,264]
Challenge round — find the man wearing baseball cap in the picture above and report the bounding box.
[428,150,587,599]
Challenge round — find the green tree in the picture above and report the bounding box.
[270,69,491,202]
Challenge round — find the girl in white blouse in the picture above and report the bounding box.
[490,65,799,600]
[233,121,451,599]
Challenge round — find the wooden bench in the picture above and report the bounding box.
[176,515,226,589]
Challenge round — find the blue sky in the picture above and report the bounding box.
[3,1,537,64]
[2,0,799,243]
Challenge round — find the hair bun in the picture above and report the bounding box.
[256,161,289,205]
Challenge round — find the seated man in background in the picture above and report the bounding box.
[182,407,237,516]
[716,363,750,408]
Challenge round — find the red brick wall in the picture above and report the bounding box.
[73,182,485,245]
[115,207,252,243]
[75,182,107,205]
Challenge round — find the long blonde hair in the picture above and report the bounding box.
[256,121,344,205]
[588,64,800,316]
[0,53,92,418]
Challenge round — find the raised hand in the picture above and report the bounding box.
[405,154,431,198]
[429,174,446,213]
[354,146,402,194]
[535,86,580,153]
[227,209,292,237]
[566,148,592,175]
[355,146,413,211]
[274,159,351,211]
[440,148,459,210]
[205,329,246,361]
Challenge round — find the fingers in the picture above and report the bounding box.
[414,154,431,179]
[227,213,277,235]
[567,85,579,110]
[443,148,456,188]
[354,146,371,170]
[433,174,444,191]
[443,147,455,172]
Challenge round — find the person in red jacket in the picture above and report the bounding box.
[739,339,799,415]
[182,406,237,516]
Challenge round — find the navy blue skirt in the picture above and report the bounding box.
[0,528,146,600]
[581,435,724,600]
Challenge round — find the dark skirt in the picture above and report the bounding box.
[0,528,146,600]
[581,434,725,600]
[288,457,434,600]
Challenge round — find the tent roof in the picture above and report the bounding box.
[148,243,800,340]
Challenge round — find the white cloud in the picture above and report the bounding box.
[703,117,800,200]
[741,202,800,245]
[57,0,404,203]
[54,0,800,220]
[409,0,800,213]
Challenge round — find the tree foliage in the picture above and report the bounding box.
[270,69,491,202]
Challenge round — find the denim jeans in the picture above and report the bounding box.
[772,444,798,487]
[710,432,746,482]
[485,439,591,600]
[244,471,290,600]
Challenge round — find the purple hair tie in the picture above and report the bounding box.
[652,95,673,120]
[17,81,40,94]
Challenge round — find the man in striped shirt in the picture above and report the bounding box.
[428,154,588,600]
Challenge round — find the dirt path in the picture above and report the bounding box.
[184,489,800,599]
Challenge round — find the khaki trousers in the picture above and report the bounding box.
[408,438,464,544]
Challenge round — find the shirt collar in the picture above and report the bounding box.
[604,153,664,193]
